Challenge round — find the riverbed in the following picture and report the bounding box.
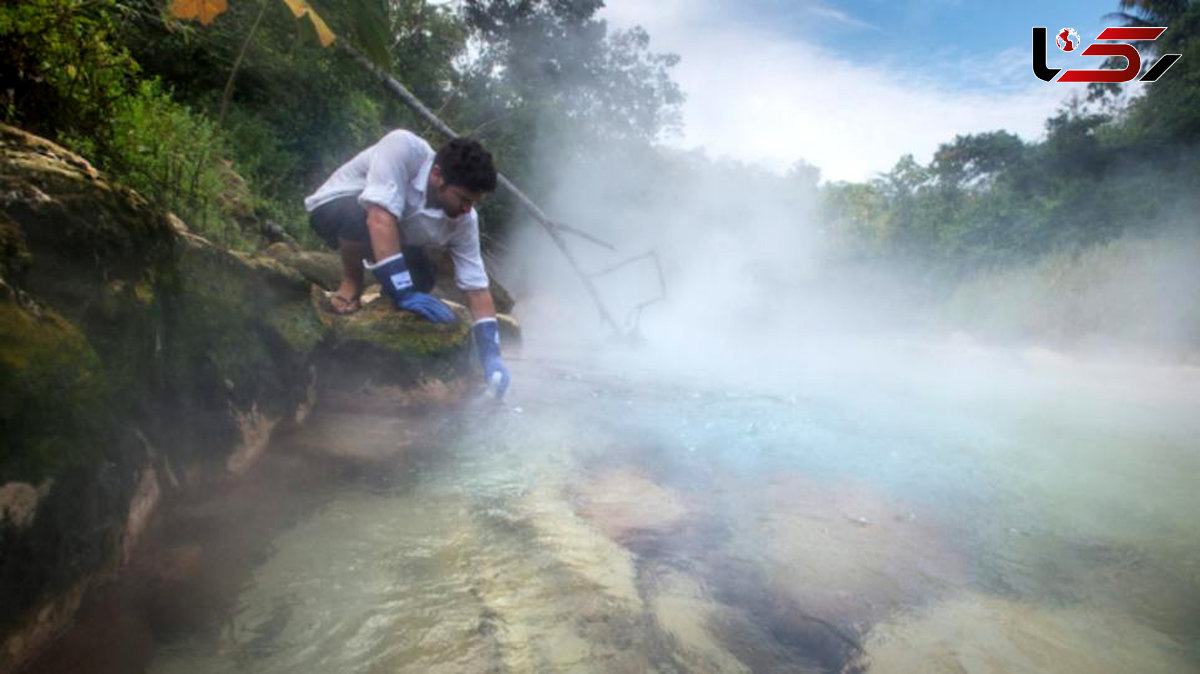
[128,334,1200,673]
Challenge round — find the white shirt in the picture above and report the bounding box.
[303,130,489,291]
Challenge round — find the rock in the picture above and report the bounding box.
[846,593,1196,674]
[0,123,490,672]
[985,531,1200,640]
[746,474,969,626]
[264,241,342,290]
[0,483,39,530]
[573,467,690,542]
[311,286,474,390]
[522,482,643,607]
[650,570,751,673]
[224,403,281,475]
[496,312,522,348]
[459,482,653,672]
[0,278,107,484]
[121,463,160,564]
[287,410,441,466]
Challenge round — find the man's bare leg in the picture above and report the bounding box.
[334,237,369,306]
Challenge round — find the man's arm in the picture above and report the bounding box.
[465,287,509,397]
[464,288,496,322]
[365,205,402,262]
[362,204,455,323]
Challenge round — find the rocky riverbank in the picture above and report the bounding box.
[0,124,513,673]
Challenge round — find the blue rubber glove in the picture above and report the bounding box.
[365,253,456,324]
[473,318,510,399]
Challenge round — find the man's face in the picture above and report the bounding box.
[429,165,485,218]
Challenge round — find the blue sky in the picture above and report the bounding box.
[601,0,1125,181]
[750,0,1116,77]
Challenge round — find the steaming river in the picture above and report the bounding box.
[147,339,1200,673]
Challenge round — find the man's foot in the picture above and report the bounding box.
[327,292,360,315]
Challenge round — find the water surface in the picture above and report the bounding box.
[149,341,1200,673]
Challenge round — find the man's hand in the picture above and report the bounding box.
[473,318,510,398]
[366,253,456,323]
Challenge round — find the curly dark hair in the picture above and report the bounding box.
[434,138,498,193]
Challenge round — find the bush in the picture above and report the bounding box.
[945,233,1200,354]
[0,0,138,146]
[99,79,255,249]
[1,1,257,249]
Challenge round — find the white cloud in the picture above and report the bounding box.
[807,4,878,31]
[602,0,1076,182]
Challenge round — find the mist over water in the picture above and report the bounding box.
[135,134,1200,671]
[149,129,1200,673]
[482,136,1200,669]
[145,345,1200,672]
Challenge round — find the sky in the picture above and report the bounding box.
[600,0,1121,182]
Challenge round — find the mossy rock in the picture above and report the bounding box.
[0,211,32,283]
[0,281,108,484]
[311,287,474,389]
[0,125,177,307]
[264,242,342,291]
[147,234,324,468]
[0,125,498,664]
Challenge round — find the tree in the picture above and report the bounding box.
[1108,0,1200,146]
[0,0,140,147]
[930,131,1025,191]
[458,0,682,152]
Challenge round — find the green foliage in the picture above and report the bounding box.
[1123,2,1200,146]
[460,0,682,149]
[99,79,254,249]
[116,0,404,235]
[0,0,139,146]
[0,0,260,249]
[945,233,1200,352]
[0,0,682,253]
[823,81,1200,287]
[386,0,468,104]
[457,0,682,238]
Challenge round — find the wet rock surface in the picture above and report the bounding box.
[0,124,487,672]
[846,593,1197,674]
[572,467,691,542]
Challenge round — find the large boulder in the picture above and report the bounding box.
[0,123,480,672]
[263,242,342,290]
[310,287,474,392]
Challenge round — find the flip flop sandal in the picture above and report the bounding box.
[327,293,361,315]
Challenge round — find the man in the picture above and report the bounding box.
[304,130,510,397]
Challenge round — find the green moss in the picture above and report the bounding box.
[333,300,471,358]
[267,302,326,356]
[155,238,323,431]
[0,212,32,282]
[0,289,108,483]
[1,125,179,280]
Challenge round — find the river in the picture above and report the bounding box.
[128,333,1200,674]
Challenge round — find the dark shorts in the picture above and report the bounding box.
[310,194,370,247]
[309,194,437,292]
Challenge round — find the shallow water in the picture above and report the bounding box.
[148,342,1200,673]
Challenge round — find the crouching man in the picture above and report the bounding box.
[304,130,509,397]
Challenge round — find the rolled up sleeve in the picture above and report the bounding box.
[450,213,490,291]
[357,132,413,219]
